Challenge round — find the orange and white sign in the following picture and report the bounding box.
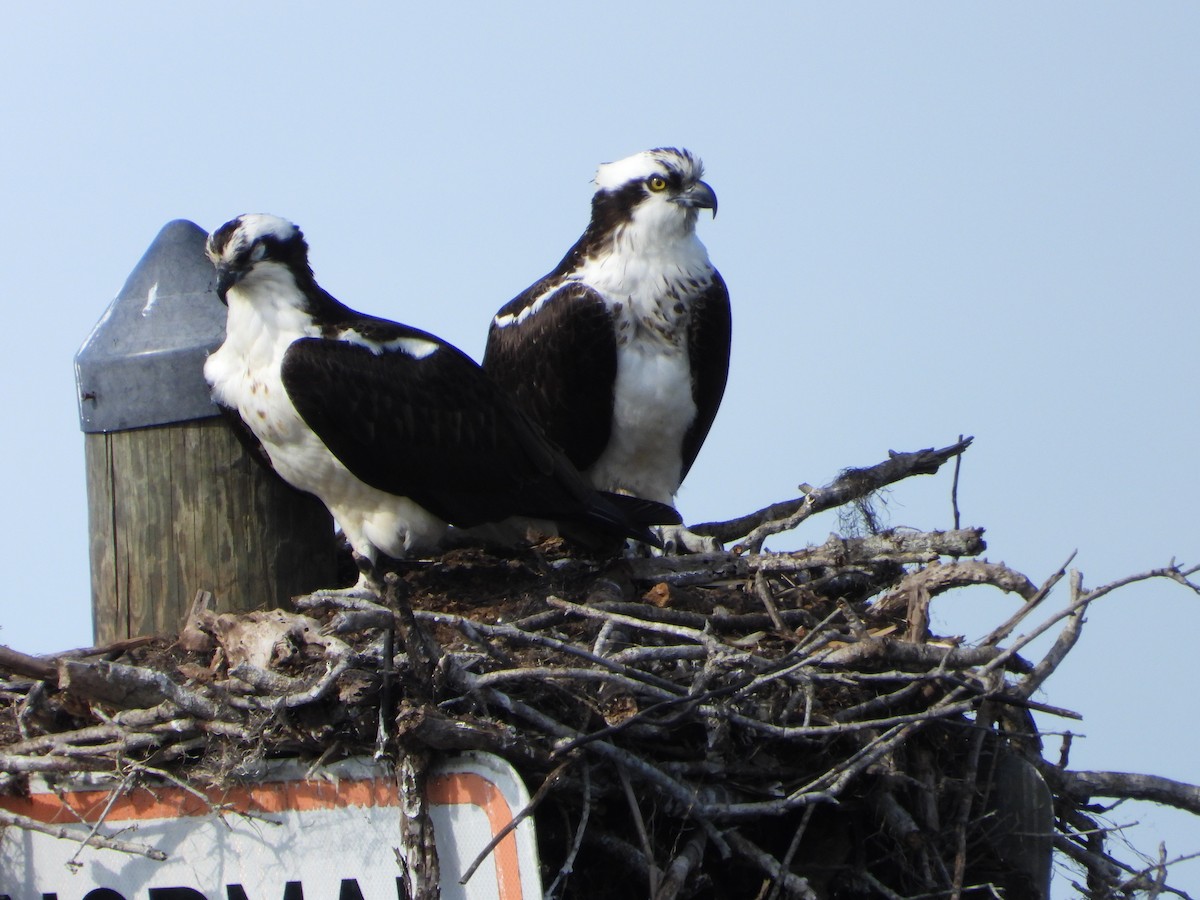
[0,752,541,900]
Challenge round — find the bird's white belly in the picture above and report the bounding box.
[587,340,694,504]
[204,337,445,560]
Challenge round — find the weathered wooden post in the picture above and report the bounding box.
[76,219,336,644]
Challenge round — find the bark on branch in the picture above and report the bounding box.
[690,437,973,548]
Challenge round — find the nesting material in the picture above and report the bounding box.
[3,439,1198,898]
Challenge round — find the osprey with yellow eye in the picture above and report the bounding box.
[484,148,731,553]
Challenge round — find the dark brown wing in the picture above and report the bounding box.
[681,271,732,480]
[280,324,667,540]
[483,280,617,471]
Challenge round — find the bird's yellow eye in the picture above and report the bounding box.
[647,175,668,192]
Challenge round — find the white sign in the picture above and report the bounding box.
[0,753,541,900]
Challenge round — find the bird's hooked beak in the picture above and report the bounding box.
[213,263,243,305]
[671,179,718,217]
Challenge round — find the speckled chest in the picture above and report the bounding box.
[204,292,319,451]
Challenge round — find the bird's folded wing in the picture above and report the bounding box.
[281,334,590,527]
[485,281,618,471]
[682,273,732,480]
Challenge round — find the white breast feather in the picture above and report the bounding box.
[204,271,446,559]
[571,214,715,503]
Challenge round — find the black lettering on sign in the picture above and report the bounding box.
[148,890,207,900]
[337,882,365,900]
[225,884,304,900]
[84,891,128,900]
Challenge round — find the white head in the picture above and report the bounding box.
[594,148,706,192]
[588,148,717,245]
[206,214,311,302]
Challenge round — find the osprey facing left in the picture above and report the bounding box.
[203,215,677,585]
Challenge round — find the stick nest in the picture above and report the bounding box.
[3,439,1199,898]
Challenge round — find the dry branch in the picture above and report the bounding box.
[0,807,167,861]
[624,528,986,586]
[0,645,57,682]
[1050,769,1200,817]
[691,436,973,548]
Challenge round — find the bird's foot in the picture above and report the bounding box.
[628,524,724,556]
[305,580,380,604]
[305,557,384,606]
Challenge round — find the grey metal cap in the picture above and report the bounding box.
[75,219,227,433]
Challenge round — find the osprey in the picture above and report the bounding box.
[484,148,730,551]
[203,214,677,586]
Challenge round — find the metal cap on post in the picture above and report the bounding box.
[76,220,226,433]
[77,220,336,644]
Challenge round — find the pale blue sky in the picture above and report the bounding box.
[2,4,1198,892]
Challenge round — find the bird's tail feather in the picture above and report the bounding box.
[572,492,679,549]
[599,493,681,528]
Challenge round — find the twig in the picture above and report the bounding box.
[765,804,817,900]
[67,768,138,867]
[546,595,721,652]
[691,439,973,546]
[1120,846,1200,899]
[0,807,167,861]
[395,749,439,900]
[951,433,964,531]
[418,609,684,695]
[617,762,660,896]
[976,562,1200,686]
[377,623,395,758]
[0,644,57,682]
[471,684,730,854]
[545,763,592,900]
[385,574,440,701]
[624,528,986,587]
[871,559,1038,619]
[459,757,573,885]
[1013,569,1087,699]
[753,569,787,631]
[654,829,707,900]
[979,550,1076,647]
[58,659,221,719]
[734,438,975,552]
[950,701,992,899]
[1049,769,1200,816]
[724,831,817,900]
[16,679,46,739]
